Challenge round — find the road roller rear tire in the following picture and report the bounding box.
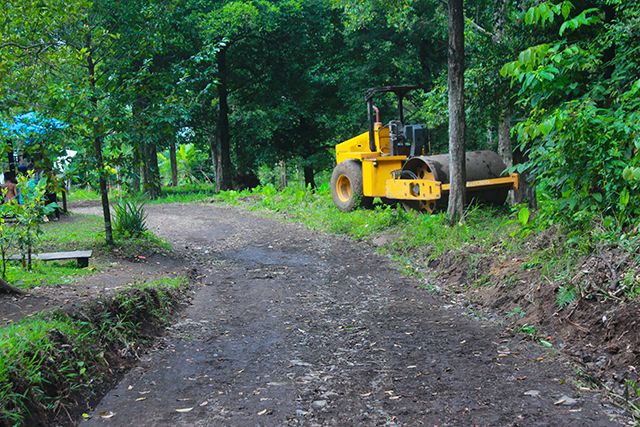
[331,161,373,212]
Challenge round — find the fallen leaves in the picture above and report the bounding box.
[99,411,116,419]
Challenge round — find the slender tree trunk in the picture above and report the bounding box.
[170,140,178,187]
[61,188,68,212]
[86,34,113,245]
[7,140,15,175]
[216,47,233,191]
[1,249,6,280]
[498,110,515,204]
[303,165,316,191]
[279,159,287,190]
[208,128,219,188]
[447,0,466,224]
[497,115,512,166]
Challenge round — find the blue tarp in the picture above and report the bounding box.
[1,112,66,144]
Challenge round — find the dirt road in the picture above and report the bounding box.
[81,203,620,426]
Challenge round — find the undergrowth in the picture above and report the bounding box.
[0,275,188,426]
[69,183,216,205]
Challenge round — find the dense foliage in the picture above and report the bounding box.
[1,0,638,233]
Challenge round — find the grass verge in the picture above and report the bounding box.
[0,275,189,426]
[2,213,172,291]
[68,183,216,205]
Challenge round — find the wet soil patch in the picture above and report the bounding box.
[80,204,626,426]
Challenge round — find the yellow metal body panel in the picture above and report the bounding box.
[385,179,442,201]
[440,174,519,192]
[335,124,393,164]
[361,157,404,197]
[335,131,371,164]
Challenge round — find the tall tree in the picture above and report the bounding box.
[446,0,466,223]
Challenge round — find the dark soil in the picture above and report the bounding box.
[77,203,626,426]
[433,234,640,406]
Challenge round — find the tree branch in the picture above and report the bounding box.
[467,18,496,38]
[0,41,52,51]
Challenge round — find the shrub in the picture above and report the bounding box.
[113,198,147,238]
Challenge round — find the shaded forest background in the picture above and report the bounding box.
[1,0,638,233]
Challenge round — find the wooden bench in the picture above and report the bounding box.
[8,250,93,268]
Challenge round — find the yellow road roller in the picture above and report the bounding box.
[331,86,519,212]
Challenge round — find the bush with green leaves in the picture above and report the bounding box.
[113,198,148,238]
[501,1,640,230]
[13,173,51,270]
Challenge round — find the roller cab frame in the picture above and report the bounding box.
[332,86,519,212]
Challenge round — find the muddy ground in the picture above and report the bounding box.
[70,203,627,426]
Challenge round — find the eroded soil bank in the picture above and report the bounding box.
[78,203,628,426]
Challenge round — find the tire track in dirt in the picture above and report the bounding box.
[80,203,623,426]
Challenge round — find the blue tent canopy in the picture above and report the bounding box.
[1,112,66,145]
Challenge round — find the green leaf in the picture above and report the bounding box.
[561,1,572,19]
[539,339,553,348]
[620,188,630,208]
[518,207,530,225]
[592,192,602,202]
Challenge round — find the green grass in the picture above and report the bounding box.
[39,213,103,251]
[5,261,93,289]
[2,213,171,290]
[214,183,520,257]
[0,275,188,425]
[68,183,216,205]
[67,187,102,201]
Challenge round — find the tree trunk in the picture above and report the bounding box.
[7,140,15,175]
[279,159,287,190]
[208,128,219,188]
[169,140,178,187]
[142,140,161,198]
[0,277,26,295]
[216,47,233,192]
[131,142,142,193]
[86,34,113,245]
[446,0,466,224]
[303,165,316,191]
[61,187,68,212]
[498,111,515,204]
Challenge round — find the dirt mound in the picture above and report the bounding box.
[428,235,640,407]
[0,280,192,427]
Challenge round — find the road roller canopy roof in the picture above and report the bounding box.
[364,86,421,102]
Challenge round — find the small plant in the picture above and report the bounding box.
[0,204,17,279]
[624,379,640,400]
[113,198,148,238]
[556,284,578,309]
[13,173,49,270]
[507,306,526,319]
[518,323,537,336]
[622,271,640,299]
